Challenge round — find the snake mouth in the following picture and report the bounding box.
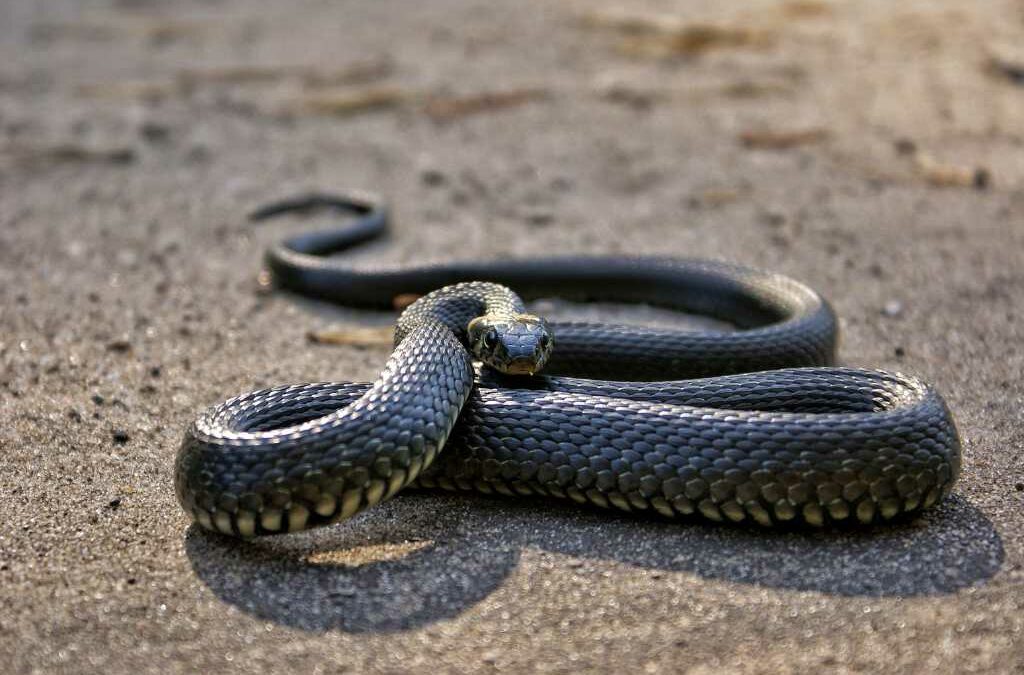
[500,359,540,376]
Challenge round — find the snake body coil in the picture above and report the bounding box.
[175,194,960,537]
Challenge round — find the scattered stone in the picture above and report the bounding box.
[882,300,903,317]
[594,76,660,110]
[689,187,745,209]
[420,168,447,187]
[139,122,171,144]
[986,45,1024,86]
[1015,482,1024,492]
[106,338,132,353]
[894,346,906,358]
[893,138,917,156]
[107,497,122,510]
[550,176,574,192]
[91,394,105,405]
[149,365,162,378]
[759,210,787,227]
[39,354,60,373]
[185,144,210,163]
[112,429,130,445]
[522,208,555,227]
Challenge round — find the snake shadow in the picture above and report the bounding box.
[185,492,1003,633]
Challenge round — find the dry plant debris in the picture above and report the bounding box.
[392,293,421,311]
[738,127,829,149]
[914,153,991,189]
[780,1,833,19]
[422,88,549,122]
[31,18,205,46]
[620,24,774,58]
[306,326,395,346]
[75,80,185,102]
[176,59,394,88]
[1,143,136,166]
[290,87,408,117]
[579,9,774,58]
[892,139,991,189]
[720,80,795,99]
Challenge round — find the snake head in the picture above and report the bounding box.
[467,314,553,376]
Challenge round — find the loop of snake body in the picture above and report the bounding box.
[175,193,961,538]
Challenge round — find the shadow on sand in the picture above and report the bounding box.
[185,492,1003,633]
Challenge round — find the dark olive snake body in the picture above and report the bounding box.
[174,193,961,537]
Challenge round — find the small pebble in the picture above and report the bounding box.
[139,122,171,144]
[894,346,906,358]
[91,394,105,405]
[106,339,132,353]
[112,429,130,445]
[882,300,903,317]
[522,209,554,227]
[759,210,787,227]
[894,138,917,156]
[420,168,447,187]
[185,145,210,163]
[973,168,991,191]
[1015,483,1023,492]
[107,497,122,510]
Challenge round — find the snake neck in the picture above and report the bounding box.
[394,281,526,346]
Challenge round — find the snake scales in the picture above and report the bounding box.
[174,193,961,538]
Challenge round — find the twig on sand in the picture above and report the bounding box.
[1,143,136,166]
[578,10,774,58]
[422,88,549,122]
[914,153,991,190]
[306,326,395,347]
[738,127,828,149]
[291,87,408,117]
[176,59,394,88]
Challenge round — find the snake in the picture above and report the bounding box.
[174,193,961,538]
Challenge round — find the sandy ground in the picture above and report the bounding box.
[2,0,1024,672]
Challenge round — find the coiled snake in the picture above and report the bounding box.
[175,193,960,538]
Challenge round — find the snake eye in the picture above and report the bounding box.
[482,329,498,348]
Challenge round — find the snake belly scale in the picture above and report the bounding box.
[174,193,961,537]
